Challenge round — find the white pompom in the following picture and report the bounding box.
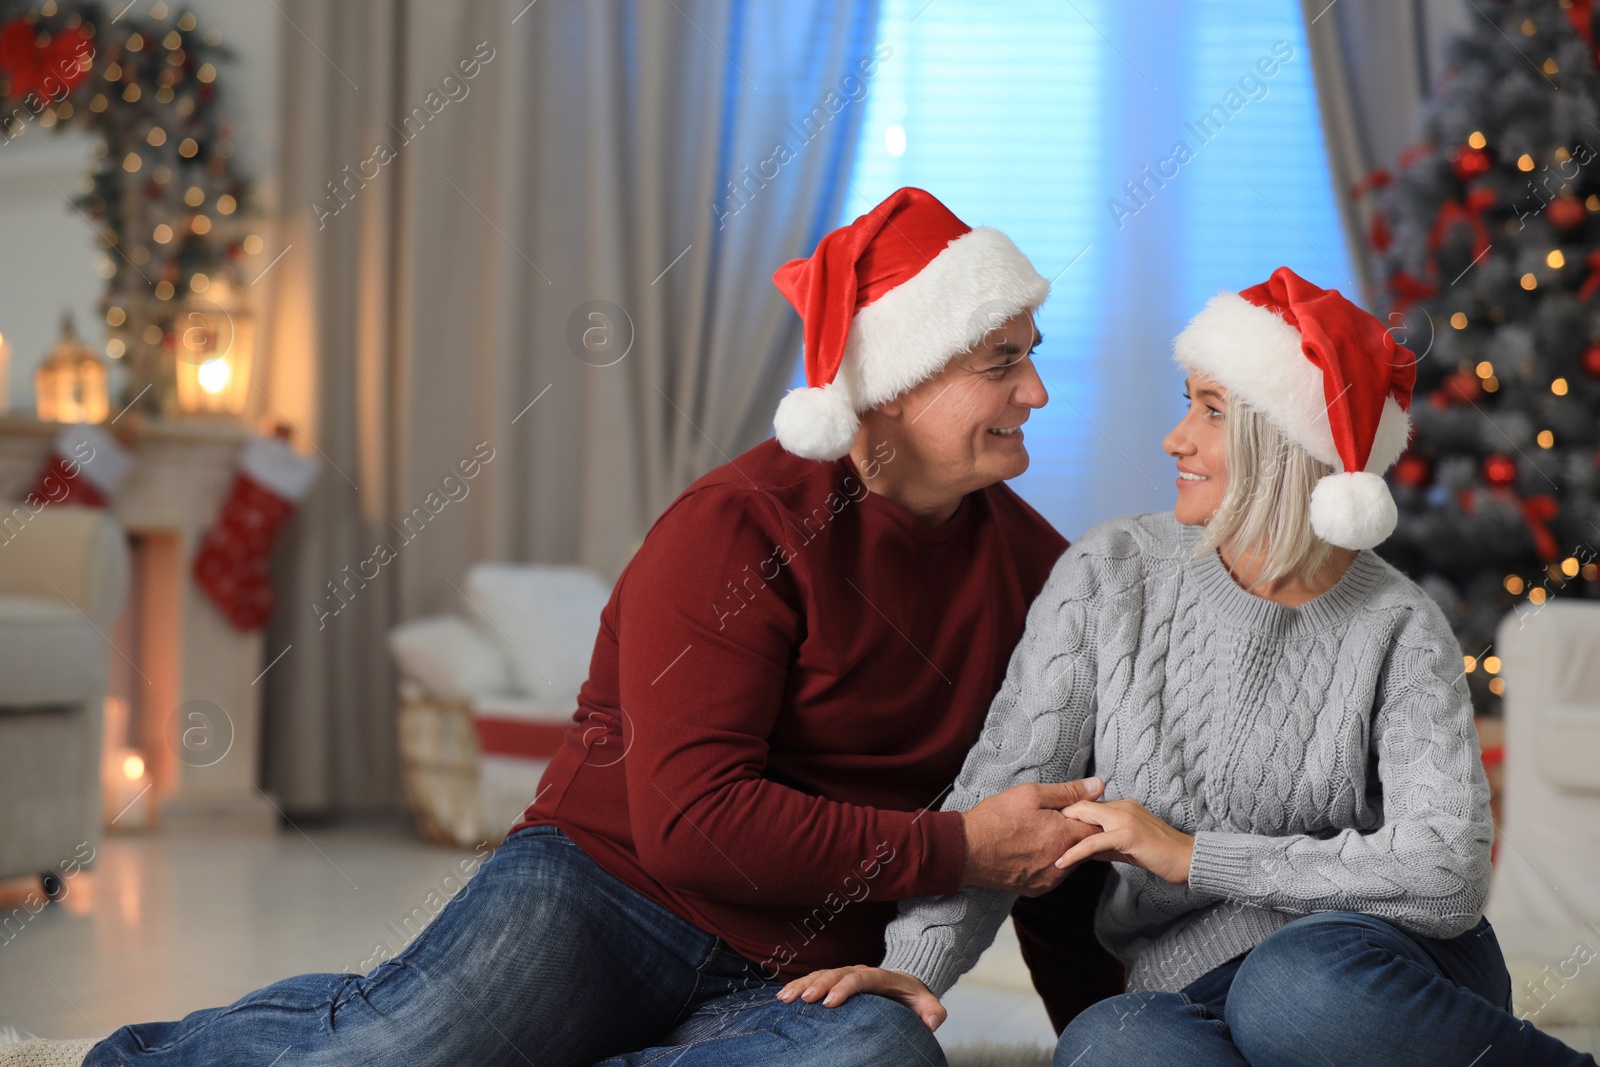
[1310,471,1397,550]
[774,382,859,460]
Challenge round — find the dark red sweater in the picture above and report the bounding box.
[515,437,1066,981]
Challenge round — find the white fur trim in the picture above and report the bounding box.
[1174,292,1411,474]
[1310,471,1397,549]
[54,423,132,496]
[840,227,1049,409]
[240,436,320,501]
[774,380,859,460]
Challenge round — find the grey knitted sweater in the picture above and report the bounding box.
[879,511,1493,995]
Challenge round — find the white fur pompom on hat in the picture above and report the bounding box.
[1309,471,1398,550]
[772,381,859,462]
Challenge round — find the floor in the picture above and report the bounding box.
[3,821,1594,1060]
[0,820,1053,1055]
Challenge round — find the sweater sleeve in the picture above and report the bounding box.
[615,486,966,908]
[1186,599,1493,938]
[878,544,1103,996]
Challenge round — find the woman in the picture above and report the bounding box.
[782,266,1598,1066]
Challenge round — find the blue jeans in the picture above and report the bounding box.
[1056,910,1596,1066]
[86,824,944,1067]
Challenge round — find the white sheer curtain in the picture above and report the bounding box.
[257,0,877,814]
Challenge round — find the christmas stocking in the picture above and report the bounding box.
[193,433,320,631]
[25,424,134,508]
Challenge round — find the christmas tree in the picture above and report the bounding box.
[1368,0,1600,714]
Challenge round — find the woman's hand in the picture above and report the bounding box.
[775,965,947,1032]
[1058,798,1195,884]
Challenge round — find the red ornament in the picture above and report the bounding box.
[1443,370,1483,404]
[0,19,94,105]
[1393,453,1430,488]
[1550,194,1588,231]
[1484,454,1517,488]
[1584,342,1600,377]
[1453,146,1492,181]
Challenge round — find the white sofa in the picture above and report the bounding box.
[0,506,130,886]
[388,563,613,845]
[1489,601,1600,1032]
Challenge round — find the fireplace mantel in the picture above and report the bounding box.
[0,414,278,828]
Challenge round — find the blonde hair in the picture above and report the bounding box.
[1192,396,1336,588]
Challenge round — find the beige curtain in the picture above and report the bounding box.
[257,0,878,815]
[1300,0,1470,303]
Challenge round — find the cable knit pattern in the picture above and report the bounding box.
[879,512,1493,995]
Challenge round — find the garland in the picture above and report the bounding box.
[0,0,256,415]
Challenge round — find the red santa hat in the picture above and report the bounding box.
[771,187,1049,460]
[1173,266,1416,551]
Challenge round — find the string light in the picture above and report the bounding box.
[1483,376,1500,392]
[1504,575,1525,595]
[153,224,173,244]
[1521,18,1537,34]
[184,186,205,206]
[106,307,125,327]
[106,338,125,358]
[1528,588,1548,606]
[178,137,198,158]
[1552,378,1569,395]
[146,127,166,147]
[1544,57,1560,75]
[1521,272,1538,289]
[1475,360,1495,378]
[216,194,237,215]
[1562,557,1581,578]
[1548,249,1565,268]
[1518,154,1536,171]
[192,215,212,234]
[1483,655,1502,674]
[1463,655,1478,673]
[1468,131,1487,149]
[1537,429,1555,448]
[122,152,142,173]
[1489,678,1506,696]
[1450,312,1468,329]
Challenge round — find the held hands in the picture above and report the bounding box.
[776,966,947,1032]
[1057,798,1195,884]
[960,777,1106,895]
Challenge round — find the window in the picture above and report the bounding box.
[798,0,1354,538]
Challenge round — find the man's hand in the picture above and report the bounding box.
[959,777,1104,895]
[776,966,947,1032]
[1058,798,1194,884]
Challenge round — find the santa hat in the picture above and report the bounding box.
[1173,266,1416,551]
[771,187,1049,460]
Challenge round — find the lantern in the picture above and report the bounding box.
[174,284,255,417]
[35,313,110,423]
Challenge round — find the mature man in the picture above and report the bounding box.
[79,188,1117,1067]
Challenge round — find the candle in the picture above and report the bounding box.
[103,745,153,830]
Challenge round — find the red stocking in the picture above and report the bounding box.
[192,433,319,631]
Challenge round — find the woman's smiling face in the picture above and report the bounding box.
[1163,372,1230,526]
